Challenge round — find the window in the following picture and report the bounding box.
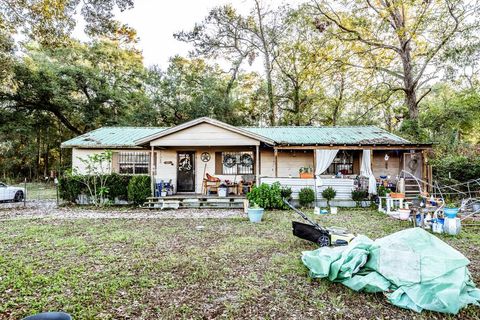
[118,152,150,174]
[220,151,254,175]
[325,151,353,175]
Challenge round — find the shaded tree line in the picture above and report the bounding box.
[1,0,479,180]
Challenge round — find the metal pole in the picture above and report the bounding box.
[24,177,26,207]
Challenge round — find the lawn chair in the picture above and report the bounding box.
[203,173,220,195]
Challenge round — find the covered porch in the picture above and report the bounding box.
[135,117,274,200]
[261,145,432,206]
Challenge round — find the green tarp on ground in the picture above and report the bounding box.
[301,228,480,314]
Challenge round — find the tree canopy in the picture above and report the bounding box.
[1,0,479,180]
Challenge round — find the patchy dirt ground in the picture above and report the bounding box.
[0,202,243,219]
[0,207,479,319]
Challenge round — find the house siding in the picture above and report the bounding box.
[149,123,260,147]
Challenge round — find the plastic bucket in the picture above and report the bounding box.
[444,207,459,218]
[248,208,264,223]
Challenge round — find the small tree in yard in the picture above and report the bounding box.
[72,150,113,207]
[322,187,336,208]
[299,188,315,208]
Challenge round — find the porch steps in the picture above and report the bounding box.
[143,196,246,209]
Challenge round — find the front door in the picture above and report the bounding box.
[177,151,195,192]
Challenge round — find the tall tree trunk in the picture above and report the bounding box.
[35,125,41,180]
[293,84,301,125]
[254,0,276,125]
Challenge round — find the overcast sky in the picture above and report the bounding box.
[101,0,303,69]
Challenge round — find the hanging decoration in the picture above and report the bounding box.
[179,157,192,171]
[200,152,211,162]
[223,154,237,168]
[240,154,253,167]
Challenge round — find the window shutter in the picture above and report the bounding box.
[215,152,222,175]
[111,152,119,173]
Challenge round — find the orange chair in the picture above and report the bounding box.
[203,173,221,195]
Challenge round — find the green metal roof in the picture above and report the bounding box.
[62,124,415,148]
[241,126,411,145]
[61,127,167,148]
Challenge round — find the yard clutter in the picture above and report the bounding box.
[301,228,480,314]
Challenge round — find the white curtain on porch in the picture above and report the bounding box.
[360,150,377,195]
[314,149,339,189]
[315,149,339,176]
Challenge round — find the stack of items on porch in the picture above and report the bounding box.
[202,173,254,196]
[154,179,174,197]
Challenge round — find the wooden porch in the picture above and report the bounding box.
[144,194,247,209]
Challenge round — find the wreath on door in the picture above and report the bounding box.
[179,157,192,171]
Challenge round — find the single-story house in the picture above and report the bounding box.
[61,117,432,206]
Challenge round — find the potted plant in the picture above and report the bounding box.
[247,202,264,223]
[299,166,314,179]
[160,187,167,197]
[218,183,228,197]
[322,187,337,213]
[444,201,459,219]
[377,185,391,197]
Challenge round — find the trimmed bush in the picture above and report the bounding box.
[128,175,151,205]
[351,189,368,207]
[247,182,288,210]
[298,187,315,208]
[58,175,85,203]
[59,173,134,203]
[108,173,132,200]
[322,187,337,207]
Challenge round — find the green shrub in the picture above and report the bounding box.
[322,187,336,207]
[58,173,133,203]
[377,185,391,197]
[298,187,315,208]
[107,174,132,200]
[430,155,480,186]
[351,189,368,207]
[247,182,287,210]
[128,175,151,205]
[280,186,293,201]
[58,175,85,203]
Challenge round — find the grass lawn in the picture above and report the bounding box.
[0,209,479,319]
[11,182,57,201]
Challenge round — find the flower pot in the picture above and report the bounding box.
[160,191,167,197]
[390,192,405,199]
[247,208,264,223]
[444,207,459,218]
[398,208,411,220]
[218,188,227,197]
[472,203,480,212]
[299,172,314,179]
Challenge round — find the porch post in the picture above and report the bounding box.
[150,146,154,197]
[422,150,428,192]
[274,147,278,178]
[255,145,260,186]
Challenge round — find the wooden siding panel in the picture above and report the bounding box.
[150,123,260,146]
